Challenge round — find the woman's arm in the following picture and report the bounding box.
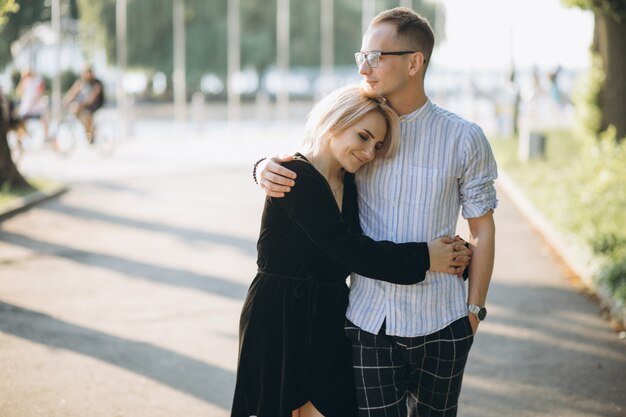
[274,161,468,285]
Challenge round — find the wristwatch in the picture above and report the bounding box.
[468,304,487,321]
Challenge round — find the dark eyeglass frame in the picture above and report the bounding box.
[354,50,417,68]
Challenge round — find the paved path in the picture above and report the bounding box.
[0,123,624,417]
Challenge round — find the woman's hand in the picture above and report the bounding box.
[427,236,472,275]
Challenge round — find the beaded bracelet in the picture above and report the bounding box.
[252,157,267,184]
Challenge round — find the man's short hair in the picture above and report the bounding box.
[370,7,435,72]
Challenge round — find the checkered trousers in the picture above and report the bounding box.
[345,316,474,417]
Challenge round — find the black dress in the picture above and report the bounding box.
[231,154,431,417]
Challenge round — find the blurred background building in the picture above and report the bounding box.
[0,0,593,136]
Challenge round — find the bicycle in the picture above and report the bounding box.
[52,108,120,157]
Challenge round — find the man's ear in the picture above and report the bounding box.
[408,52,426,77]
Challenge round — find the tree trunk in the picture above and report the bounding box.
[594,12,626,142]
[0,124,31,190]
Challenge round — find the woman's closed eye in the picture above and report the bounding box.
[359,132,369,141]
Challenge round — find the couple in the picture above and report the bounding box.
[232,7,497,417]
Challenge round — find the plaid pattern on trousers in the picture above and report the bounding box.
[345,316,474,417]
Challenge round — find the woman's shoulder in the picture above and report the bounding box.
[280,155,318,178]
[277,155,328,197]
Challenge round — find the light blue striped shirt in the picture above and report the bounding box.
[346,99,498,337]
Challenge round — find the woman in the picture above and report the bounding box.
[231,85,470,417]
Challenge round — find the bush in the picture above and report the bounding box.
[597,258,626,304]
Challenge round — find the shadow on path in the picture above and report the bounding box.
[461,280,626,417]
[42,201,257,257]
[0,231,248,301]
[0,301,235,411]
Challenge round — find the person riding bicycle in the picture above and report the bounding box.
[63,66,104,144]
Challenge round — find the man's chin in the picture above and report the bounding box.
[368,84,387,98]
[361,81,377,93]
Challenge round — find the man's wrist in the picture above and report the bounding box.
[467,304,487,321]
[253,157,267,185]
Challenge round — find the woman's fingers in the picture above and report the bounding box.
[447,266,465,275]
[450,252,470,264]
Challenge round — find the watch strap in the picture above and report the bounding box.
[468,304,486,321]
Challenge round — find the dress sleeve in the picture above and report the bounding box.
[343,173,364,235]
[272,160,430,285]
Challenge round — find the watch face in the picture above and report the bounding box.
[477,307,487,321]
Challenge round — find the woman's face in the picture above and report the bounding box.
[329,111,387,173]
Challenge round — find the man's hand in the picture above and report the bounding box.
[468,313,479,335]
[257,154,298,197]
[427,236,472,276]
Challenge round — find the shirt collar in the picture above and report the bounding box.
[399,99,432,123]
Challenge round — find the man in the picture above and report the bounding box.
[63,66,104,144]
[256,7,497,416]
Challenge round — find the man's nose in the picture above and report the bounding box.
[359,60,371,75]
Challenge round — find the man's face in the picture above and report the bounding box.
[358,23,410,99]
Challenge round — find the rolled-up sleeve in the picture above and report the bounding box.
[459,123,498,219]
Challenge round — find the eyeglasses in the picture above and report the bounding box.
[354,50,417,68]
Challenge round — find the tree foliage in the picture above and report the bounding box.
[563,0,626,22]
[563,0,626,141]
[0,0,79,68]
[0,0,19,25]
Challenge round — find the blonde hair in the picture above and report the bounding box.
[302,84,400,159]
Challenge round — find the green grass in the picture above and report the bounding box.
[491,131,587,236]
[491,130,626,317]
[0,179,62,208]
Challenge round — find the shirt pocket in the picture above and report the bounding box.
[403,167,457,208]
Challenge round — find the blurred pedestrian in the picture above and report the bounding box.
[63,66,104,143]
[16,69,46,119]
[548,65,564,108]
[256,7,497,417]
[231,84,472,417]
[15,69,49,140]
[509,67,521,135]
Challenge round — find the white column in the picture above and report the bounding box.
[227,0,241,123]
[320,0,334,96]
[116,0,128,137]
[173,0,187,133]
[276,0,290,119]
[362,0,375,37]
[51,0,61,126]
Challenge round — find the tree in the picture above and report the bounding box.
[563,0,626,141]
[0,0,31,190]
[0,0,82,189]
